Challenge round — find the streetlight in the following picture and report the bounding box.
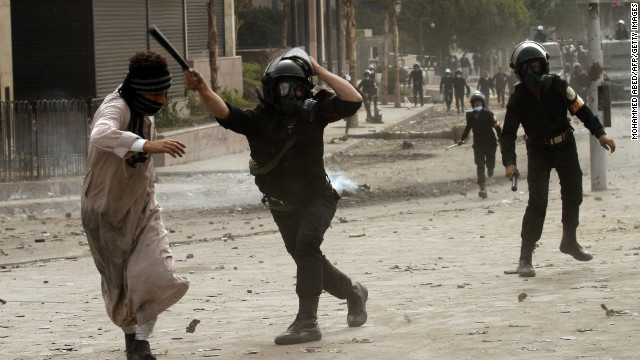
[419,17,435,61]
[393,0,402,108]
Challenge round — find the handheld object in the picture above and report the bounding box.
[511,175,518,192]
[149,25,190,70]
[446,141,463,150]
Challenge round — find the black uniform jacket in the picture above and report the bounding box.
[452,76,471,96]
[357,79,377,96]
[477,77,495,95]
[409,69,424,86]
[501,75,606,167]
[218,92,361,206]
[461,109,502,148]
[440,75,453,92]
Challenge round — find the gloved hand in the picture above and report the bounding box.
[505,164,520,180]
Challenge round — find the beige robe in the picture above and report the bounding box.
[81,90,189,328]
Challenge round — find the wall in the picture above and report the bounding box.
[191,56,243,95]
[0,0,12,100]
[152,122,248,167]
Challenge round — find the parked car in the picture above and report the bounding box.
[541,42,566,79]
[602,39,631,100]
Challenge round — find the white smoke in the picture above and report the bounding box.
[326,170,359,194]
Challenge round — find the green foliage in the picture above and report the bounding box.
[155,100,189,129]
[187,91,209,116]
[237,6,283,47]
[220,88,248,107]
[386,68,409,95]
[243,62,264,82]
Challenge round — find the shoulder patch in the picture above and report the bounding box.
[566,86,576,101]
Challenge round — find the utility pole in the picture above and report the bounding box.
[587,0,607,191]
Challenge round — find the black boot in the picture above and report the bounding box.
[347,281,368,327]
[518,243,536,277]
[125,333,136,355]
[274,297,322,345]
[560,227,593,261]
[127,339,156,360]
[478,185,487,199]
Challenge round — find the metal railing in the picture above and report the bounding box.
[0,99,92,182]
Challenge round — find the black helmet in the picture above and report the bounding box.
[469,91,486,107]
[413,62,420,69]
[509,40,549,74]
[261,48,315,106]
[364,70,372,77]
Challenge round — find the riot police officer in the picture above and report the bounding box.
[184,48,368,345]
[408,62,425,107]
[501,41,616,277]
[357,70,380,122]
[440,68,454,111]
[457,91,502,199]
[452,69,471,114]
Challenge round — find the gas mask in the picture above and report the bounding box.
[521,60,552,90]
[275,79,318,122]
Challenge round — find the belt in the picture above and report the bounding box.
[545,130,572,146]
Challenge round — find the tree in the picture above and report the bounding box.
[343,0,357,91]
[208,1,220,92]
[234,0,253,48]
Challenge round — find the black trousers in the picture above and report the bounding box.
[270,187,352,299]
[473,144,496,187]
[521,136,583,246]
[413,84,424,106]
[363,93,378,119]
[454,91,465,112]
[496,85,506,105]
[444,89,453,110]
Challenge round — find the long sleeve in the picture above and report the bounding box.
[460,115,472,141]
[89,92,140,159]
[500,105,521,167]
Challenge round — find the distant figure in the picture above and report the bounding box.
[460,53,471,79]
[569,63,588,99]
[452,69,471,114]
[493,67,509,107]
[534,25,547,43]
[357,70,379,122]
[440,68,454,111]
[457,91,502,199]
[408,62,425,107]
[615,20,629,40]
[477,70,495,108]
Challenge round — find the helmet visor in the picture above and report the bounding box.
[278,80,307,99]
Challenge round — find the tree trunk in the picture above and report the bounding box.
[381,5,389,105]
[344,0,358,129]
[392,11,400,108]
[208,1,220,92]
[280,0,288,47]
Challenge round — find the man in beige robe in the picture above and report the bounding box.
[81,51,189,360]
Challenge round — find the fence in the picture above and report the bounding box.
[0,99,94,182]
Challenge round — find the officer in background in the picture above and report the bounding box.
[614,20,629,40]
[457,91,502,199]
[477,70,495,108]
[452,69,471,114]
[493,66,509,107]
[569,63,588,99]
[501,41,616,277]
[440,68,454,111]
[408,62,425,107]
[357,70,380,122]
[533,25,547,42]
[184,48,368,345]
